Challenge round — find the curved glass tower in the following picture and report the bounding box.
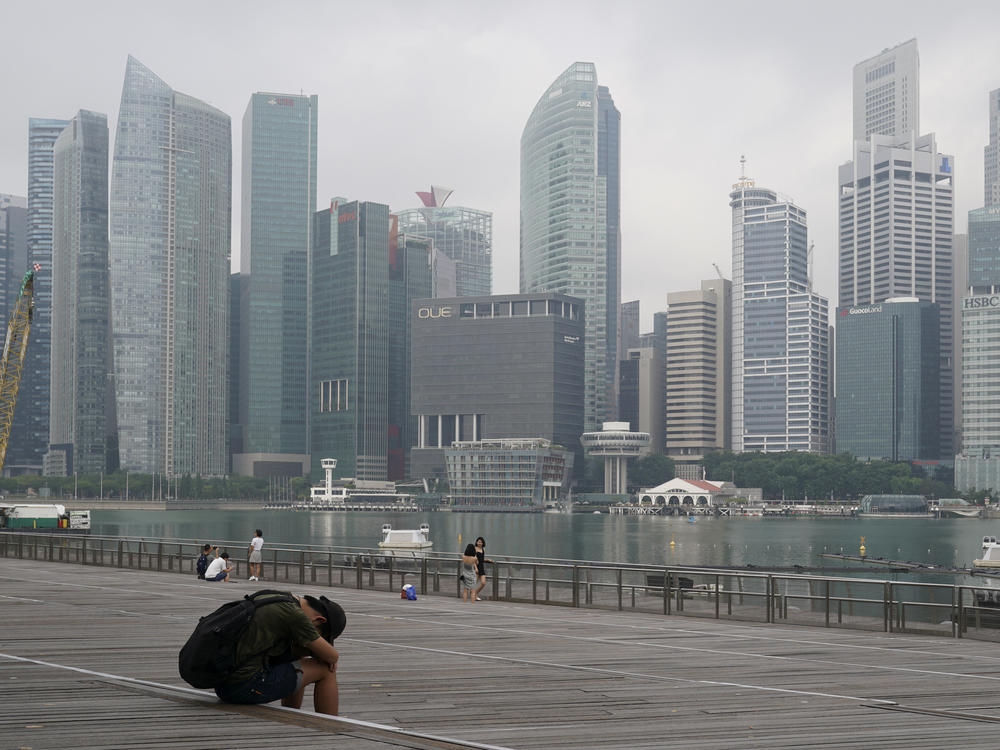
[520,62,620,432]
[110,56,231,475]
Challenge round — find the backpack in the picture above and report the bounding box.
[178,590,297,689]
[196,553,209,578]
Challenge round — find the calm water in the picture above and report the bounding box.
[91,509,998,573]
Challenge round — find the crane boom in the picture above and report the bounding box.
[0,270,35,473]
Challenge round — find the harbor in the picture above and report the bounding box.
[7,544,1000,748]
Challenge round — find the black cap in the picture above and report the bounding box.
[304,595,346,642]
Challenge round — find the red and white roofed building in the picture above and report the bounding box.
[637,478,730,510]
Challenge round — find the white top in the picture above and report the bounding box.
[205,557,228,579]
[250,536,264,552]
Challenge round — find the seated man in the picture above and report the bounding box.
[205,551,234,582]
[215,592,346,715]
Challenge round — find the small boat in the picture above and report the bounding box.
[975,536,1000,568]
[378,523,432,551]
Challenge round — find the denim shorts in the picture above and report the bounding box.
[215,661,303,704]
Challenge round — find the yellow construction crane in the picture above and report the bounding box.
[0,269,36,473]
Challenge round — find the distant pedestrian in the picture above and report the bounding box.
[461,544,478,602]
[205,552,234,582]
[248,529,264,581]
[196,543,218,580]
[473,536,493,601]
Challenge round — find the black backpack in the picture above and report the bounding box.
[178,590,297,689]
[196,553,209,578]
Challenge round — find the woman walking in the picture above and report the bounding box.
[248,529,264,581]
[461,544,479,603]
[473,537,493,601]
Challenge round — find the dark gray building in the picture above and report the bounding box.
[836,298,940,461]
[410,293,585,481]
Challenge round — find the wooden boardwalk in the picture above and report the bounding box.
[4,559,1000,749]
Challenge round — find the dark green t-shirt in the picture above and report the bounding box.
[227,595,321,683]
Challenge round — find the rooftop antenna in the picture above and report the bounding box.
[739,154,747,179]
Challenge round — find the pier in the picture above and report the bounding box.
[6,551,1000,747]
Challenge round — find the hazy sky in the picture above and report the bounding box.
[2,0,999,330]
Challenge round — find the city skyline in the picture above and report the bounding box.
[1,2,999,332]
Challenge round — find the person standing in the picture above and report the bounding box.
[473,536,493,601]
[248,529,264,581]
[461,544,479,603]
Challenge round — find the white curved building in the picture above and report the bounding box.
[580,422,650,494]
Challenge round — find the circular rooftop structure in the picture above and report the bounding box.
[580,422,651,457]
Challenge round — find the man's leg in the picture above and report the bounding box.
[281,657,338,715]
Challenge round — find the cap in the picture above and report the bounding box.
[304,595,346,642]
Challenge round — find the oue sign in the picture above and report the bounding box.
[417,306,453,319]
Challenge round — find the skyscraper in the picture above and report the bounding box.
[853,39,919,142]
[730,177,830,453]
[836,300,939,461]
[110,56,231,475]
[311,201,430,481]
[395,187,491,297]
[16,118,69,473]
[49,111,113,476]
[521,62,620,432]
[0,195,27,328]
[665,278,731,464]
[985,88,1000,207]
[238,93,317,472]
[838,134,954,456]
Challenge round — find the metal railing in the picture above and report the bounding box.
[4,530,999,642]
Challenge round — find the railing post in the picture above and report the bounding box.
[532,565,538,604]
[665,569,671,615]
[388,556,394,591]
[157,542,163,572]
[714,574,720,619]
[82,536,88,566]
[825,579,830,628]
[617,568,623,611]
[420,557,427,595]
[883,582,891,632]
[299,550,306,584]
[328,552,334,588]
[767,575,774,623]
[117,539,123,568]
[572,565,580,608]
[492,561,499,601]
[356,556,363,590]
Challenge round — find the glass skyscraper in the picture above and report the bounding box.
[836,300,939,461]
[0,195,27,330]
[730,179,830,453]
[852,39,919,142]
[110,56,231,475]
[15,118,70,473]
[238,92,317,468]
[520,62,620,432]
[394,187,491,297]
[50,111,113,475]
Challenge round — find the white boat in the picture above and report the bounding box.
[378,523,432,551]
[974,536,1000,568]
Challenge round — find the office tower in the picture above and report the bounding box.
[665,278,731,463]
[956,293,1000,492]
[312,201,429,482]
[110,56,231,476]
[387,220,432,479]
[409,293,585,483]
[238,93,317,474]
[853,39,919,142]
[229,272,242,472]
[730,177,830,453]
[395,187,491,297]
[0,195,27,327]
[836,300,939,461]
[838,134,954,456]
[953,233,968,446]
[620,300,640,357]
[49,111,113,476]
[521,62,620,432]
[619,346,664,454]
[15,118,70,473]
[986,89,1000,206]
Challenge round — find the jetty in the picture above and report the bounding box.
[5,552,1000,747]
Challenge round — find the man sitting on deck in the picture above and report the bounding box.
[215,592,346,715]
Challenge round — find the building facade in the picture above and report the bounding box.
[838,134,954,456]
[0,195,27,329]
[836,299,939,461]
[49,111,113,476]
[444,438,573,509]
[110,56,231,475]
[619,346,664,455]
[409,292,585,482]
[15,118,70,474]
[238,93,317,472]
[521,62,620,432]
[665,278,731,463]
[853,39,919,142]
[394,187,491,297]
[730,179,830,453]
[311,201,431,482]
[986,88,1000,207]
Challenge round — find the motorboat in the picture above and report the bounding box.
[974,536,1000,569]
[378,523,432,551]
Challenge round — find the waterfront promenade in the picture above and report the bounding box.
[5,558,1000,748]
